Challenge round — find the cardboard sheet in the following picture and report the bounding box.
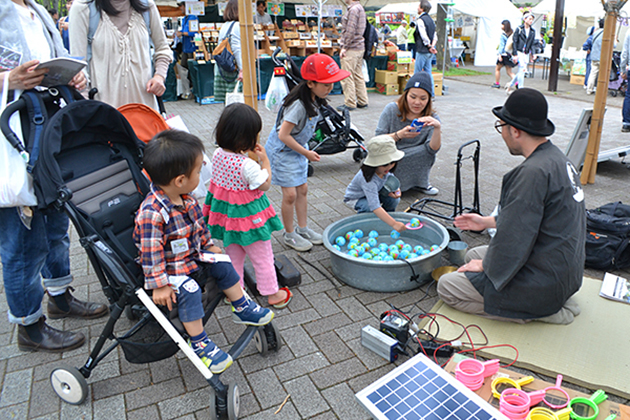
[424,277,630,399]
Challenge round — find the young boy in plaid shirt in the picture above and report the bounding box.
[133,130,274,374]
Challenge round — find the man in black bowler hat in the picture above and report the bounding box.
[437,88,586,324]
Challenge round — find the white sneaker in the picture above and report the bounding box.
[284,232,313,251]
[419,185,439,196]
[296,226,323,245]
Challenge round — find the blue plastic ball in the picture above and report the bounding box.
[335,236,346,246]
[400,250,410,259]
[384,255,395,261]
[362,253,373,260]
[430,245,439,251]
[379,252,389,259]
[409,253,419,259]
[370,248,380,256]
[388,244,398,253]
[348,249,359,258]
[332,245,341,252]
[354,229,364,239]
[390,230,400,239]
[368,238,378,248]
[362,243,371,252]
[395,240,405,249]
[369,230,379,239]
[390,250,399,259]
[373,256,383,261]
[410,217,421,228]
[402,244,413,252]
[379,243,389,252]
[345,231,354,241]
[414,245,424,254]
[356,247,365,256]
[421,249,430,255]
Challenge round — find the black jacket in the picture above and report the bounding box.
[512,24,536,55]
[414,13,436,54]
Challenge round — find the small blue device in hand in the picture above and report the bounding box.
[410,119,424,132]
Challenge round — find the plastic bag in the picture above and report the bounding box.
[265,74,289,113]
[0,74,37,207]
[225,81,244,106]
[362,59,370,83]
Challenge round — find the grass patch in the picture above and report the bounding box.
[437,68,491,77]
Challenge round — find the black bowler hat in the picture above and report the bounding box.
[492,88,555,137]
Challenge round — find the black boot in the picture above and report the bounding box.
[17,317,85,353]
[47,287,109,319]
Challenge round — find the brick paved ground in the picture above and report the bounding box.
[1,67,629,419]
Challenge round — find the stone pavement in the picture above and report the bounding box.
[1,68,630,419]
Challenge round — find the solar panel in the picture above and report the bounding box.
[356,353,510,420]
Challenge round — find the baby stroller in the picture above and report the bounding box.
[609,51,627,97]
[271,48,367,176]
[4,98,280,419]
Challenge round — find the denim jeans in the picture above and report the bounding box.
[0,207,73,325]
[414,52,435,94]
[173,278,204,323]
[623,71,630,127]
[354,193,400,213]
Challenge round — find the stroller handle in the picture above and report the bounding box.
[0,99,29,160]
[271,47,284,66]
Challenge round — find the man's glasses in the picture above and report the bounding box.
[494,120,509,134]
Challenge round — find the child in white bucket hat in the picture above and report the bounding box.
[344,135,407,233]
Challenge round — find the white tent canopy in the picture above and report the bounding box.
[532,0,605,18]
[375,0,522,66]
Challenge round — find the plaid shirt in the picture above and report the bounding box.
[133,185,214,290]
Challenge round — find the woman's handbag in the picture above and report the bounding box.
[213,22,238,74]
[0,73,38,207]
[225,81,244,106]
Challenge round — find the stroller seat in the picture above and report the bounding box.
[22,99,280,419]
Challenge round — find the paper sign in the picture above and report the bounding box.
[397,51,412,64]
[268,2,284,16]
[185,1,205,16]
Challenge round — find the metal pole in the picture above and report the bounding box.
[547,0,565,92]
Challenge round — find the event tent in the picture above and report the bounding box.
[375,0,522,66]
[532,0,605,17]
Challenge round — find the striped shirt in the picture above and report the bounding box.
[340,1,366,51]
[133,184,214,290]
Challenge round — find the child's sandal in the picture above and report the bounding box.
[270,287,293,309]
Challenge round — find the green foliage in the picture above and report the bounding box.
[442,68,491,76]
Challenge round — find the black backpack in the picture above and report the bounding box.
[585,202,630,270]
[362,18,378,61]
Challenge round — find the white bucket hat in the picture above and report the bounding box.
[363,135,405,167]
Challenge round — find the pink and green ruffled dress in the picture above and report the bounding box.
[203,149,283,246]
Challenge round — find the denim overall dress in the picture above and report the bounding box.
[265,104,319,188]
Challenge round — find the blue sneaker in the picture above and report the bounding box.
[231,300,274,326]
[188,339,233,374]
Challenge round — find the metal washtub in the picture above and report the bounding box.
[323,213,449,292]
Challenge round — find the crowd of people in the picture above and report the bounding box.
[0,0,589,377]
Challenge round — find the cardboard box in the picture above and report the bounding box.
[398,74,412,92]
[434,79,443,96]
[387,61,412,74]
[386,46,399,61]
[432,72,443,81]
[570,74,585,85]
[376,83,399,95]
[375,70,399,85]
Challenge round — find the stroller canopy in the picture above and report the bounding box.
[34,100,146,209]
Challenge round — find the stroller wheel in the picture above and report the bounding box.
[254,327,269,355]
[208,387,219,420]
[353,148,367,162]
[125,304,145,321]
[611,90,618,97]
[50,365,88,405]
[307,164,314,177]
[227,383,240,420]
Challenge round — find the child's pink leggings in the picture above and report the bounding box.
[225,240,278,296]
